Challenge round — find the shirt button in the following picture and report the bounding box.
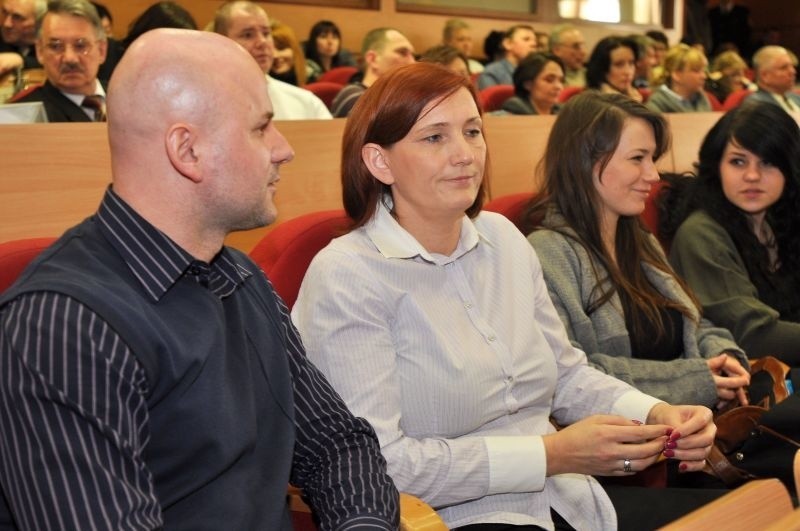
[487,335,496,342]
[464,302,473,309]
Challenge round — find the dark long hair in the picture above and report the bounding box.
[661,100,800,282]
[342,62,487,229]
[303,20,347,71]
[586,36,638,89]
[525,91,697,341]
[121,2,196,49]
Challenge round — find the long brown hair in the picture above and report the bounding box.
[526,91,699,341]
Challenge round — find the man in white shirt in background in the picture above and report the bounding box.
[213,0,331,120]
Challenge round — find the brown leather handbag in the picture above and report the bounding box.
[705,356,800,488]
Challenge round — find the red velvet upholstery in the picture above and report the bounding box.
[705,90,723,111]
[316,66,358,85]
[479,84,514,112]
[557,85,584,103]
[722,88,752,111]
[6,83,42,104]
[641,179,669,250]
[248,210,350,309]
[0,237,56,293]
[304,81,344,111]
[483,192,535,232]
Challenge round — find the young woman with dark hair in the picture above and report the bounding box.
[302,19,356,82]
[665,100,800,364]
[586,36,643,102]
[526,91,748,411]
[500,52,564,115]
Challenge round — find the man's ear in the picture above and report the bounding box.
[364,49,378,69]
[165,123,202,183]
[362,143,394,186]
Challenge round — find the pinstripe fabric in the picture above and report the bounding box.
[293,204,662,530]
[0,189,398,530]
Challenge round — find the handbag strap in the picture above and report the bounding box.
[704,444,755,486]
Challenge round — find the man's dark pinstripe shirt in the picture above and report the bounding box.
[0,189,398,530]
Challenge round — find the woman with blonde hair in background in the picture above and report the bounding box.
[647,44,712,112]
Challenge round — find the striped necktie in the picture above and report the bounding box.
[81,95,107,122]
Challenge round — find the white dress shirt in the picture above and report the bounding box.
[266,75,332,120]
[293,202,662,530]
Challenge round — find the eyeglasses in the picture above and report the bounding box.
[43,38,95,56]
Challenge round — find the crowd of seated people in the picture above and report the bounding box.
[3,2,800,530]
[3,0,798,122]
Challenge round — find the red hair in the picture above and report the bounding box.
[341,62,489,228]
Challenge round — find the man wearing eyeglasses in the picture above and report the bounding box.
[14,0,107,121]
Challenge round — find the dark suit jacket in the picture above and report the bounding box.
[15,81,97,122]
[0,38,40,69]
[749,88,800,111]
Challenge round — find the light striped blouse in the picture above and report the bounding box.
[293,203,661,530]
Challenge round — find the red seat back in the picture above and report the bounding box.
[483,192,535,232]
[705,90,723,111]
[557,85,584,103]
[317,66,358,85]
[0,237,57,293]
[304,81,343,111]
[722,88,752,111]
[248,210,350,309]
[479,84,514,112]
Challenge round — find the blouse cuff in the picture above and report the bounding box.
[612,390,663,423]
[485,435,546,494]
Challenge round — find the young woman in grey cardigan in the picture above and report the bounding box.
[526,92,749,411]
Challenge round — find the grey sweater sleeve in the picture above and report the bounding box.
[528,229,719,406]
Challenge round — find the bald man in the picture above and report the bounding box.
[0,29,398,530]
[213,1,331,120]
[330,26,415,117]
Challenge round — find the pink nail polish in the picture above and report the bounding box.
[669,431,681,441]
[665,428,673,436]
[631,420,643,425]
[679,463,688,471]
[663,449,675,458]
[665,441,677,449]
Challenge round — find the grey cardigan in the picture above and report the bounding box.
[528,215,746,407]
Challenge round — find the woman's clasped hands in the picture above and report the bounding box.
[543,403,715,477]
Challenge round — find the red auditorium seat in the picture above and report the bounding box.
[483,192,535,232]
[557,86,584,103]
[304,81,343,111]
[248,210,349,309]
[479,84,514,112]
[0,237,56,293]
[316,66,358,85]
[722,88,752,111]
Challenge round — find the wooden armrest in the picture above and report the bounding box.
[399,492,447,531]
[658,478,793,530]
[764,507,800,531]
[287,485,447,531]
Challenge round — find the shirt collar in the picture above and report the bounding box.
[364,197,491,265]
[96,187,251,302]
[61,79,106,107]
